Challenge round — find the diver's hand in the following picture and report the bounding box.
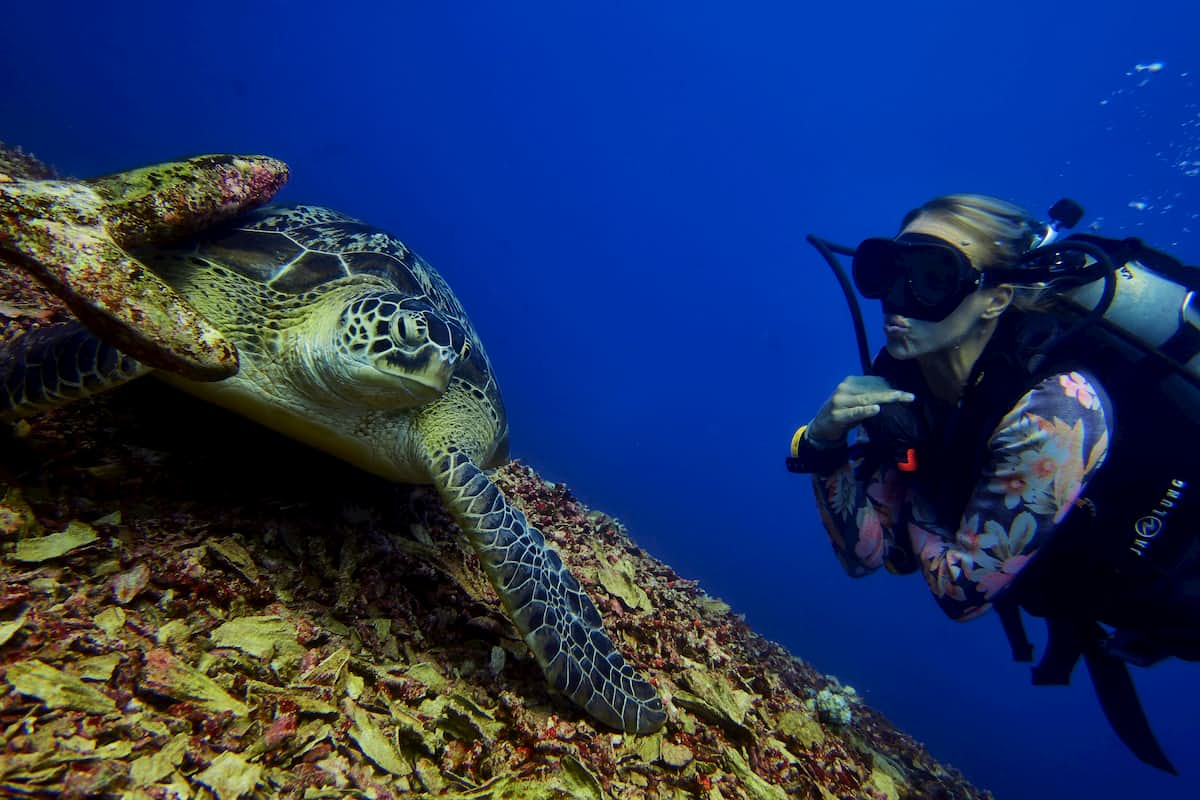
[807,376,915,444]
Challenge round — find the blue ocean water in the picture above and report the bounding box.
[3,2,1197,797]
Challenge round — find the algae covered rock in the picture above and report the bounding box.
[0,382,992,799]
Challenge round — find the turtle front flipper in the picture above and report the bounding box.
[1,321,147,421]
[427,446,666,734]
[0,155,288,381]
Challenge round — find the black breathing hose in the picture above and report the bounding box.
[805,234,873,373]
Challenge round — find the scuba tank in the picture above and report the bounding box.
[1054,247,1200,387]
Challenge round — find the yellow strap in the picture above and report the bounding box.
[790,424,808,458]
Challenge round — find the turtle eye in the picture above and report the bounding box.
[392,312,428,343]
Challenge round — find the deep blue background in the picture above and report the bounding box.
[4,2,1197,797]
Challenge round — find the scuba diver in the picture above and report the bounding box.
[789,194,1200,774]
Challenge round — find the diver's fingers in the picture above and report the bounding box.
[831,386,914,410]
[811,377,916,442]
[851,389,916,407]
[829,404,883,424]
[837,375,897,394]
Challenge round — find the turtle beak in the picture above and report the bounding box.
[373,342,458,404]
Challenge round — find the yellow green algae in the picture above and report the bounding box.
[0,143,287,380]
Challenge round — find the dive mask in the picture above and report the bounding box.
[852,232,984,322]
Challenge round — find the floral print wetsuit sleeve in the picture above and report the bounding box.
[811,371,1111,621]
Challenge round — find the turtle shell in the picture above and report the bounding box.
[184,204,497,394]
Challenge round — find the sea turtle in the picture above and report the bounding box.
[0,152,667,734]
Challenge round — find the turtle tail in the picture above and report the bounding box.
[426,446,666,735]
[1,321,148,421]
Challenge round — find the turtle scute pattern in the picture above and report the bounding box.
[0,322,146,419]
[433,446,667,734]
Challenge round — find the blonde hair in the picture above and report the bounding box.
[901,193,1052,311]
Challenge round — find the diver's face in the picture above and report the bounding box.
[883,215,994,361]
[884,290,997,359]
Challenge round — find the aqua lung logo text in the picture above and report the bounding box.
[1130,478,1187,557]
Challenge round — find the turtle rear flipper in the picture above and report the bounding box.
[0,155,288,381]
[428,446,667,735]
[1,321,147,421]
